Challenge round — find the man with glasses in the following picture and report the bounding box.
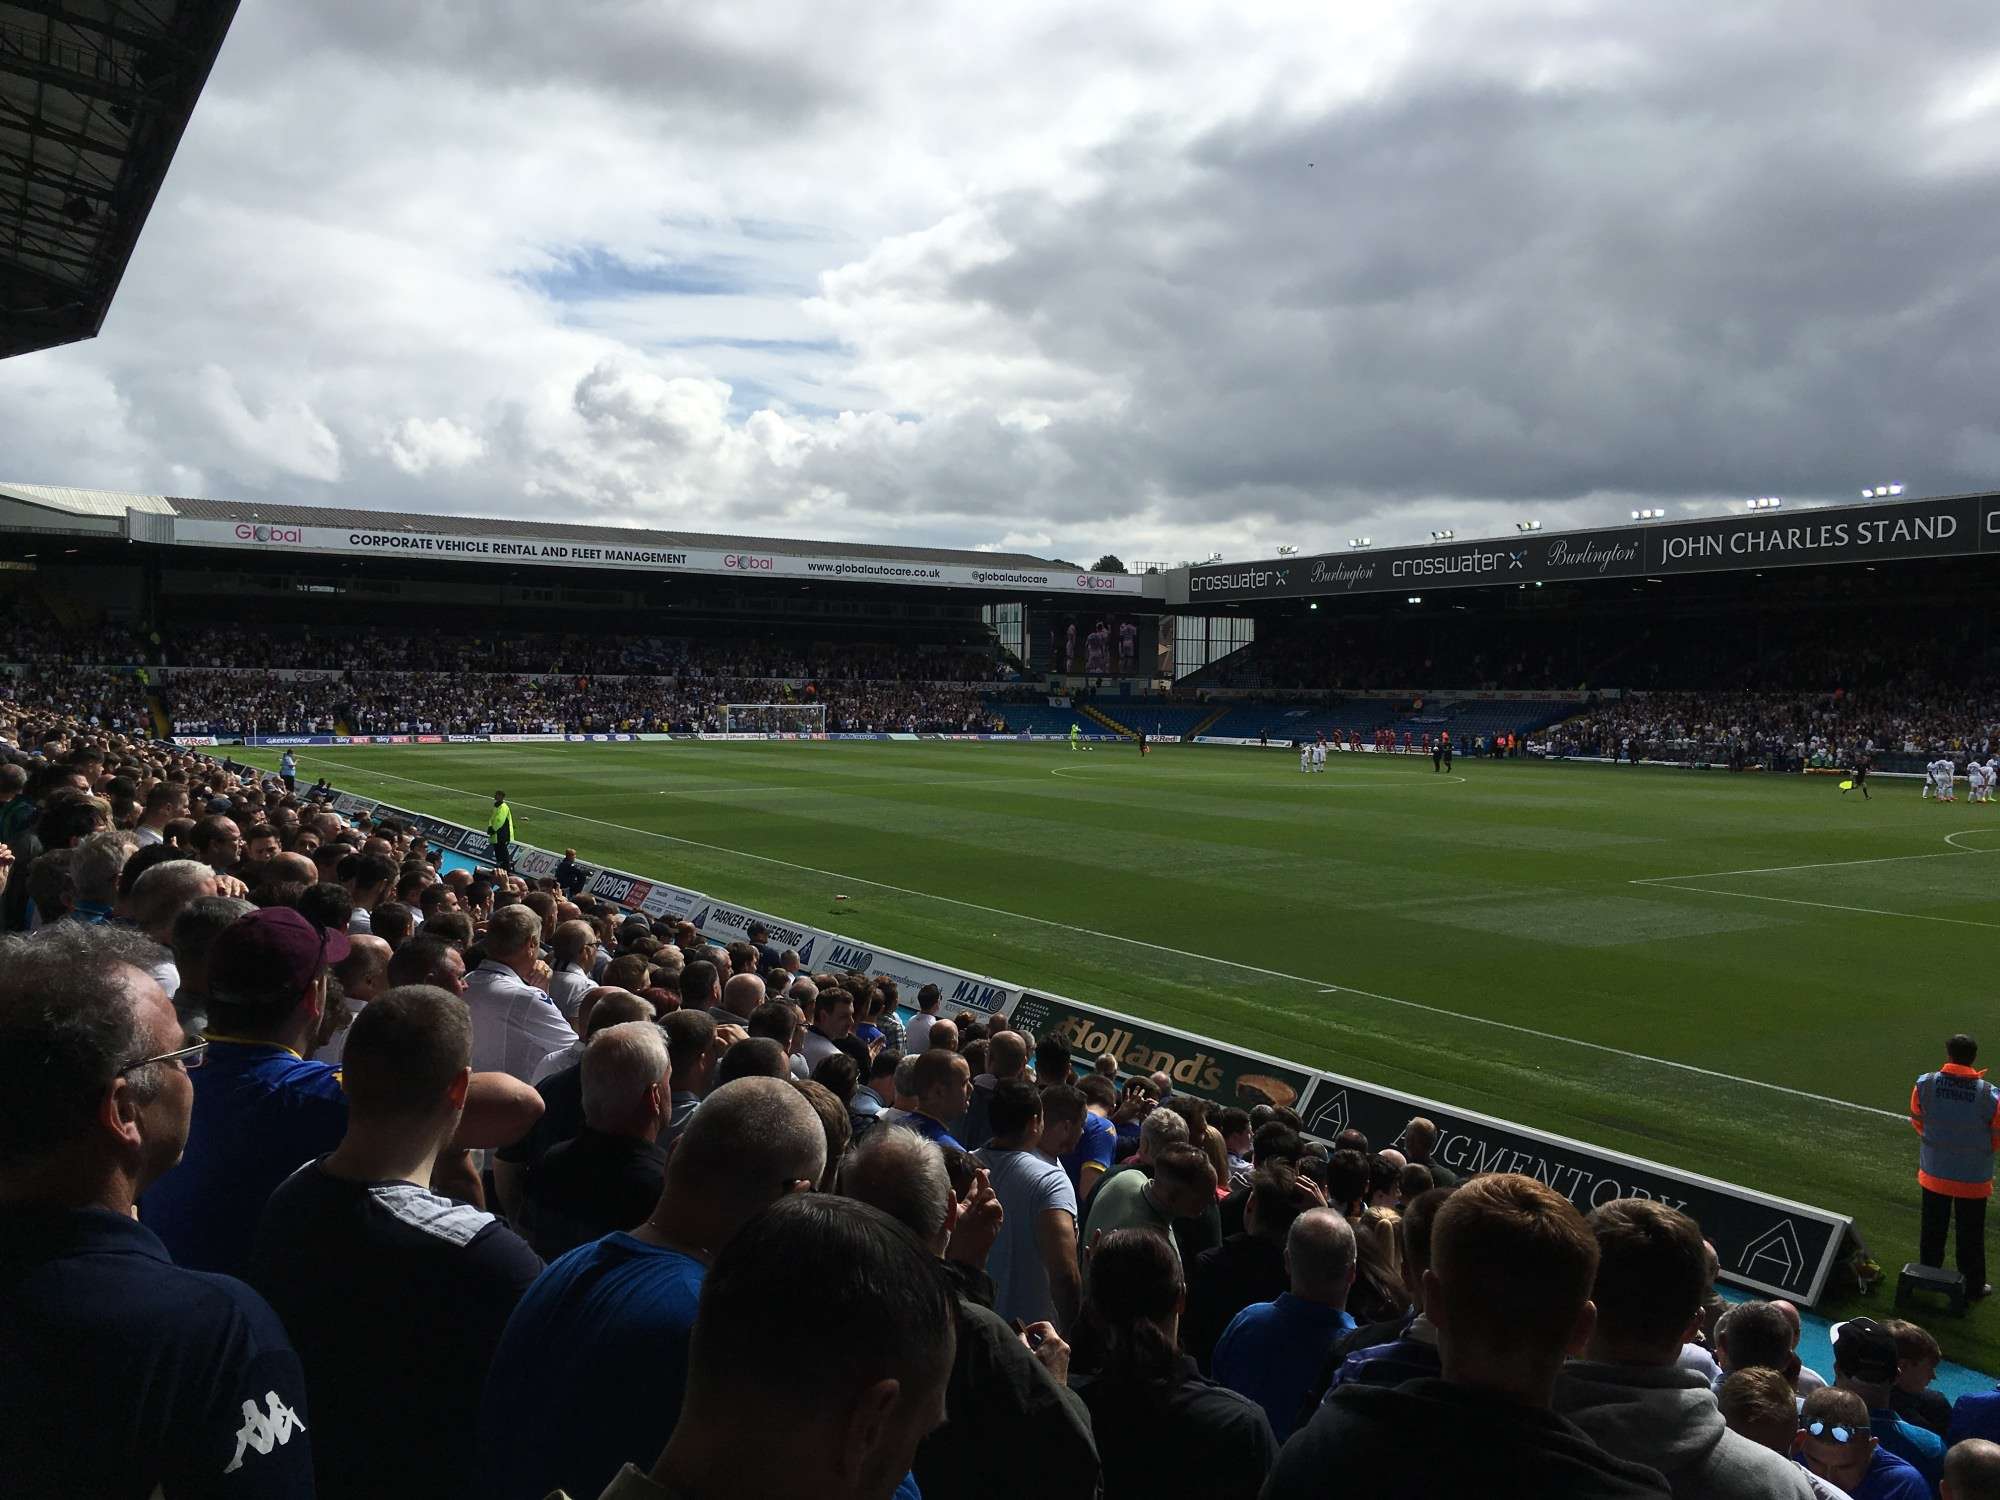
[1794,1388,1927,1500]
[141,907,543,1278]
[0,922,316,1497]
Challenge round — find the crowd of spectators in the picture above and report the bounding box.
[0,601,1007,737]
[158,670,1000,737]
[1552,688,2000,773]
[12,702,2000,1500]
[0,600,1000,681]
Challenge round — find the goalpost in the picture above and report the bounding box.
[723,703,828,738]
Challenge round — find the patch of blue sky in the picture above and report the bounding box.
[524,246,764,301]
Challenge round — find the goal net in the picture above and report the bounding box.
[724,703,828,738]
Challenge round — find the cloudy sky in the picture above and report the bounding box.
[5,1,1998,565]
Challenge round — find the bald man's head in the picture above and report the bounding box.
[583,988,654,1036]
[722,971,765,1019]
[333,934,393,1005]
[1947,1439,2000,1500]
[667,1075,825,1228]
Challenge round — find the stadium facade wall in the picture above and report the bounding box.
[166,516,1150,597]
[310,774,1853,1303]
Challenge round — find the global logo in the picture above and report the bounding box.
[1076,574,1118,590]
[234,523,303,544]
[723,553,775,571]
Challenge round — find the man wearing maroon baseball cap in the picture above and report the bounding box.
[141,908,542,1277]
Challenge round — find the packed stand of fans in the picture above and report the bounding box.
[1552,686,2000,774]
[0,600,1008,736]
[10,704,2000,1499]
[161,671,1001,737]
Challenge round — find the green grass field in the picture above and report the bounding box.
[240,739,2000,1365]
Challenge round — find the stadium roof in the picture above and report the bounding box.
[0,0,239,360]
[0,481,1083,568]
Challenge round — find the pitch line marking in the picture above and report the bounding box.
[288,751,1904,1122]
[1049,766,1471,786]
[1632,847,1993,883]
[1944,827,2000,851]
[1639,882,2000,931]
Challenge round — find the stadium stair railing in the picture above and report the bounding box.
[1080,703,1135,739]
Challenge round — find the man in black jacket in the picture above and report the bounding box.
[1185,1161,1317,1371]
[1264,1173,1669,1499]
[839,1124,1100,1500]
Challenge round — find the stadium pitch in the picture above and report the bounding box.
[243,739,2000,1362]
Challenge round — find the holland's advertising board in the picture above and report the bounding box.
[1002,990,1850,1303]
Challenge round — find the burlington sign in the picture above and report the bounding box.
[1186,491,1995,602]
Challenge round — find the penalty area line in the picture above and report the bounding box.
[291,751,1903,1122]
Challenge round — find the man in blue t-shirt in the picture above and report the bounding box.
[1832,1318,1944,1491]
[1213,1209,1358,1442]
[0,924,316,1498]
[1061,1075,1119,1205]
[141,906,354,1276]
[478,1076,828,1500]
[899,1048,972,1152]
[142,906,543,1277]
[1795,1387,1929,1500]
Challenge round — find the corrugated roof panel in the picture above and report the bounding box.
[0,482,176,515]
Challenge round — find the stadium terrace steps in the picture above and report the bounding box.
[1188,705,1229,741]
[1080,704,1133,739]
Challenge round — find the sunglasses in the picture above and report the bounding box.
[1801,1420,1870,1444]
[118,1038,208,1075]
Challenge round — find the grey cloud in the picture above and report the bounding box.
[945,4,2000,534]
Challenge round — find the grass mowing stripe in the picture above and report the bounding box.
[248,741,2000,1367]
[296,749,1902,1122]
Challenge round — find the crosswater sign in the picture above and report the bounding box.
[1186,492,1996,603]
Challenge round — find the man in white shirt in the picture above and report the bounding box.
[131,782,188,847]
[974,1079,1082,1333]
[465,904,575,1082]
[905,983,943,1055]
[546,920,600,1025]
[799,986,855,1073]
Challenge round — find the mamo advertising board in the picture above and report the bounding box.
[819,938,1017,1016]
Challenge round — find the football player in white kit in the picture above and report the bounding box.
[1300,740,1312,774]
[1973,760,1993,803]
[1311,738,1328,773]
[1934,758,1957,802]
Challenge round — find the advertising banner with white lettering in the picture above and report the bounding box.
[1184,491,2000,603]
[818,937,1017,1016]
[168,517,1142,596]
[688,897,821,969]
[1006,993,1315,1111]
[1293,1074,1849,1302]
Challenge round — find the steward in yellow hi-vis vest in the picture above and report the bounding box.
[1911,1032,2000,1298]
[487,792,515,874]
